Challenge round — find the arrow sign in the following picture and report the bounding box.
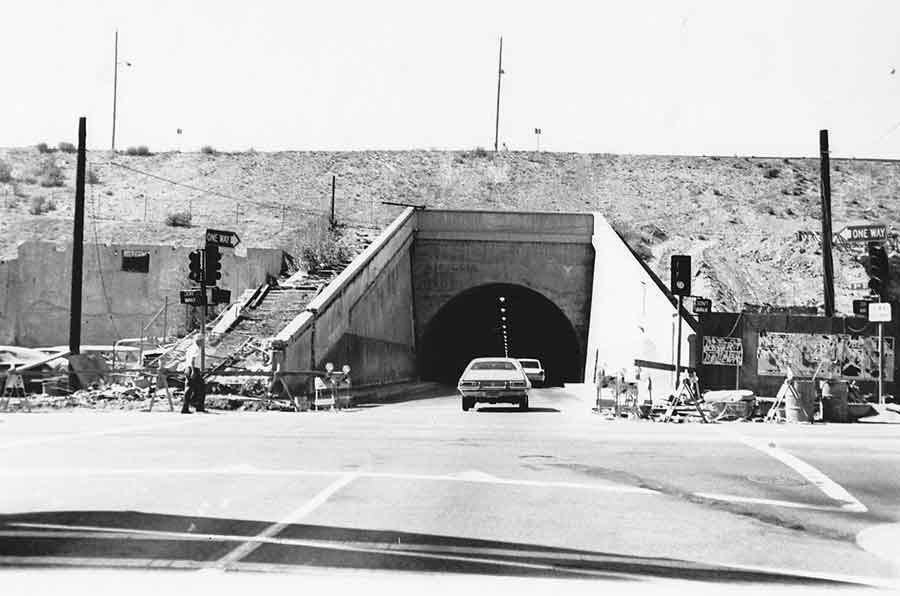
[205,228,241,248]
[836,224,887,243]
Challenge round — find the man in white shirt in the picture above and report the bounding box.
[181,337,205,413]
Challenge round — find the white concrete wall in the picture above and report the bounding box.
[584,213,696,401]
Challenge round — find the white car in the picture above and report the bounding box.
[457,357,531,411]
[517,358,545,386]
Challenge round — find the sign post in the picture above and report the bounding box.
[869,302,892,406]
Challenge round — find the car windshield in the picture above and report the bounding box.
[518,359,540,368]
[470,361,516,370]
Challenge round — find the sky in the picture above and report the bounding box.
[3,0,900,157]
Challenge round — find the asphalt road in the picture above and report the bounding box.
[1,386,899,591]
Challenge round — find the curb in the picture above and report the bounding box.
[349,382,448,406]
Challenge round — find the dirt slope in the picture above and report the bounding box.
[2,147,899,315]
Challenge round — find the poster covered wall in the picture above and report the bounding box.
[757,332,894,381]
[702,336,743,366]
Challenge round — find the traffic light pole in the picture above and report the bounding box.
[200,248,207,372]
[878,321,884,406]
[675,295,683,390]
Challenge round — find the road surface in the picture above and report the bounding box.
[1,386,899,590]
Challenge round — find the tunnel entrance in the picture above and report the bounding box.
[418,283,582,385]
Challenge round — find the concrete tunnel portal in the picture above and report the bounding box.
[418,283,582,386]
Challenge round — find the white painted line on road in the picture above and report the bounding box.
[717,428,868,513]
[694,492,858,513]
[0,466,658,495]
[0,418,198,450]
[214,472,359,569]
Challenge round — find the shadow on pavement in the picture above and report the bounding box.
[475,407,560,413]
[0,510,854,585]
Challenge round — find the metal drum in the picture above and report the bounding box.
[786,381,816,423]
[821,380,849,423]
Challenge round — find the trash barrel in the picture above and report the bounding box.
[821,381,850,423]
[786,381,816,423]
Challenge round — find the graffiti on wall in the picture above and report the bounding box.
[757,332,894,381]
[702,336,744,366]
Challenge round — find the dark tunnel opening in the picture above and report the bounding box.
[418,283,582,386]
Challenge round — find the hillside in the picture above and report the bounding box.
[2,146,899,315]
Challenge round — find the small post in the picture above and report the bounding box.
[330,175,336,228]
[143,195,148,221]
[879,321,884,406]
[675,295,684,389]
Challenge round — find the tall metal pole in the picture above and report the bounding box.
[200,247,207,371]
[111,30,118,152]
[330,175,336,228]
[69,117,87,358]
[675,295,684,389]
[494,36,503,153]
[819,129,835,317]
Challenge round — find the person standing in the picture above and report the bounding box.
[181,337,205,414]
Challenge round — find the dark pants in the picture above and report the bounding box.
[183,367,206,412]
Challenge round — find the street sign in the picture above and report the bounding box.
[179,289,205,306]
[693,297,712,314]
[869,302,892,322]
[837,224,887,243]
[210,287,231,305]
[853,299,871,318]
[205,228,241,248]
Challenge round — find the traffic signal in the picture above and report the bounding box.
[670,254,691,296]
[188,250,203,283]
[206,244,222,282]
[868,242,890,297]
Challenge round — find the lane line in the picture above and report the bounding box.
[0,466,657,494]
[694,492,860,513]
[214,472,358,569]
[0,418,198,449]
[717,428,868,513]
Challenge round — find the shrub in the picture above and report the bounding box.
[28,196,56,215]
[295,218,352,272]
[0,159,11,183]
[58,142,76,153]
[36,142,51,154]
[36,158,64,187]
[712,188,723,197]
[200,145,217,155]
[165,211,192,227]
[87,169,100,184]
[764,167,780,179]
[23,176,37,184]
[125,145,151,156]
[610,221,654,262]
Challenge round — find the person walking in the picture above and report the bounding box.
[181,337,205,414]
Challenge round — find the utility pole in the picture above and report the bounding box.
[69,117,87,379]
[819,130,835,317]
[111,30,118,152]
[494,36,504,153]
[330,175,336,228]
[200,247,207,371]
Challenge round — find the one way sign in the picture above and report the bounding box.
[205,228,241,248]
[836,224,887,243]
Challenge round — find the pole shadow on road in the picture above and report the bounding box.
[0,510,853,586]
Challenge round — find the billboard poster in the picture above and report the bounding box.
[702,336,743,366]
[756,332,894,381]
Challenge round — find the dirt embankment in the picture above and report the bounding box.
[2,147,899,314]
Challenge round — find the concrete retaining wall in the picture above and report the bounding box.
[0,240,282,346]
[276,208,418,389]
[584,213,697,400]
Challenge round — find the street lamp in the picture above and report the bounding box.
[494,36,505,153]
[111,30,134,152]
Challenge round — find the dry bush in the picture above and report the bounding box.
[28,196,56,215]
[611,221,655,262]
[0,159,11,183]
[201,145,217,155]
[165,211,192,227]
[294,217,352,272]
[58,142,76,153]
[87,169,100,184]
[36,142,51,154]
[36,158,64,187]
[125,145,151,156]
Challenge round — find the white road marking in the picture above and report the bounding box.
[1,522,896,587]
[694,492,861,513]
[214,472,358,568]
[0,418,197,449]
[717,428,868,513]
[856,523,900,565]
[0,466,658,494]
